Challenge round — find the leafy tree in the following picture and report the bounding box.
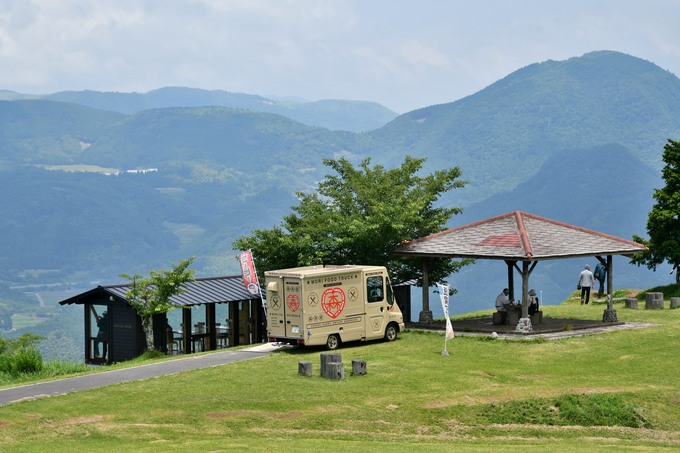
[233,155,470,285]
[632,139,680,283]
[120,257,195,352]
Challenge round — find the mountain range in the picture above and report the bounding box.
[1,50,679,327]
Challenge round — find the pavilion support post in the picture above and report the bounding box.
[207,303,216,351]
[419,259,433,324]
[602,255,619,323]
[182,308,192,354]
[515,260,534,334]
[505,260,516,301]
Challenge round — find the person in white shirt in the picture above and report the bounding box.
[577,264,595,305]
[495,288,513,312]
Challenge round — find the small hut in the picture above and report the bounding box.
[59,275,265,364]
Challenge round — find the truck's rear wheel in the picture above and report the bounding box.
[384,323,398,342]
[326,334,340,350]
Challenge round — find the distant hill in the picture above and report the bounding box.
[39,87,398,132]
[0,100,124,165]
[458,143,660,236]
[366,50,680,205]
[80,106,361,172]
[1,50,679,321]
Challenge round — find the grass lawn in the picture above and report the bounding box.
[10,313,47,330]
[1,292,680,451]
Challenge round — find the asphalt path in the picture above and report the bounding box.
[0,343,284,407]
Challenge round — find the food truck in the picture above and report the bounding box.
[264,265,405,349]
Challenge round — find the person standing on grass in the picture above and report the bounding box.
[577,264,595,305]
[594,262,607,298]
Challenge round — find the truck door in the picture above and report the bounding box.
[266,280,286,338]
[364,273,388,340]
[267,278,304,340]
[282,278,304,339]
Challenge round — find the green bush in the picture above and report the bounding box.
[637,283,680,300]
[0,333,44,375]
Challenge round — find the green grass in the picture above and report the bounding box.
[0,361,92,387]
[10,313,47,329]
[2,289,680,451]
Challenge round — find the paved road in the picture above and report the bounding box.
[0,344,284,407]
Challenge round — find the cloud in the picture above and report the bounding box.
[0,0,679,112]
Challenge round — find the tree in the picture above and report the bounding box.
[233,155,471,285]
[120,257,195,352]
[632,139,680,283]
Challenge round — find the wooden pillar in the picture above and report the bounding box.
[206,303,216,351]
[607,255,613,309]
[419,259,433,324]
[182,308,192,354]
[84,304,91,363]
[521,260,530,318]
[506,260,516,301]
[230,302,240,346]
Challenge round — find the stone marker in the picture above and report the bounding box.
[645,292,664,309]
[298,361,312,377]
[320,352,342,378]
[351,359,367,376]
[328,362,345,380]
[625,298,638,309]
[671,297,680,309]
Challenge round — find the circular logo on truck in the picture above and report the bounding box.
[286,294,300,312]
[322,287,346,319]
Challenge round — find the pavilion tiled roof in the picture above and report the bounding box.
[393,211,647,261]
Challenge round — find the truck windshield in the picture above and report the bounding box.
[366,276,384,302]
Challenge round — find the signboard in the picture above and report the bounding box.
[239,250,260,295]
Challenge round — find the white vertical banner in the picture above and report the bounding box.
[437,283,454,356]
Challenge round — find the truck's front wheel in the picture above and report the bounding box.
[384,323,398,342]
[326,334,340,350]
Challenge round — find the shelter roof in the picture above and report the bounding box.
[393,210,647,261]
[58,275,261,307]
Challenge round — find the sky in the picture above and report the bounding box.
[1,0,680,113]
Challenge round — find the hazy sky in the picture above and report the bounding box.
[1,0,679,113]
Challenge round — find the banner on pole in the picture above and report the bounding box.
[437,283,455,340]
[239,250,260,295]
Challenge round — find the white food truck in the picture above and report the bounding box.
[264,265,405,349]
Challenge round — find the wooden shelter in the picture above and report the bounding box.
[393,211,648,332]
[59,275,265,364]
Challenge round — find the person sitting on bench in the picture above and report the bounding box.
[495,288,514,312]
[528,289,539,316]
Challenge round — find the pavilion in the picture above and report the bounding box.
[392,211,648,333]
